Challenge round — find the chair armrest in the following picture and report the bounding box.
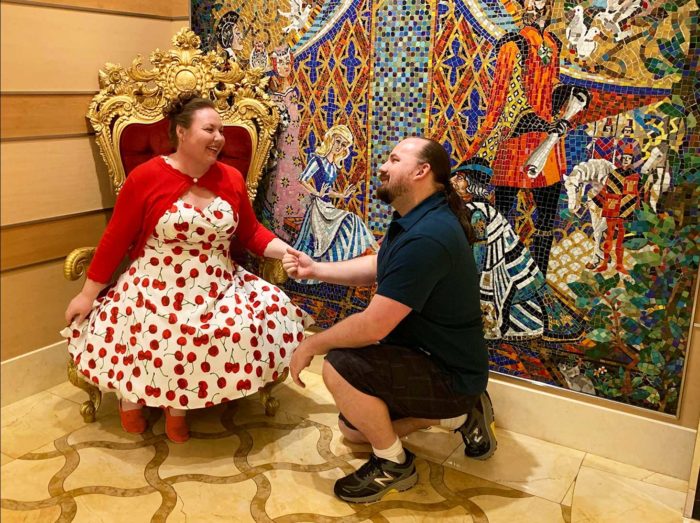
[261,257,288,286]
[64,247,96,281]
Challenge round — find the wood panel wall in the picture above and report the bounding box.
[0,0,189,361]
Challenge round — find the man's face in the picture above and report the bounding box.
[523,0,550,27]
[376,139,425,205]
[621,154,633,167]
[254,37,266,52]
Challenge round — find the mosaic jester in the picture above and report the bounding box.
[461,0,589,276]
[283,137,495,503]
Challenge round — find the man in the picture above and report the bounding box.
[588,118,618,163]
[593,143,641,274]
[282,137,494,503]
[461,0,588,276]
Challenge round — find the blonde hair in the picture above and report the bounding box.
[315,125,354,167]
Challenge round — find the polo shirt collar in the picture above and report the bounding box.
[392,191,446,231]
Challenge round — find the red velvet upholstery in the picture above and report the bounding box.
[118,120,256,263]
[119,120,253,177]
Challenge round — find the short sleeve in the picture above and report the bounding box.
[376,236,451,312]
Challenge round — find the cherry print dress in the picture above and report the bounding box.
[63,196,312,409]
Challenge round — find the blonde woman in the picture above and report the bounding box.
[292,125,378,272]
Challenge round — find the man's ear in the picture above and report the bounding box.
[415,163,431,179]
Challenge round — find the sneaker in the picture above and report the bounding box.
[334,449,418,503]
[456,391,497,460]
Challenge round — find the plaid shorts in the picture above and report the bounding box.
[325,343,478,429]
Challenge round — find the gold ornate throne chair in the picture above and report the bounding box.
[64,27,287,423]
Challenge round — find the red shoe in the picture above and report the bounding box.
[119,401,146,434]
[164,408,189,443]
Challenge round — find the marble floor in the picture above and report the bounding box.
[0,358,693,522]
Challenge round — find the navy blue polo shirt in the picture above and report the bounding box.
[376,192,488,395]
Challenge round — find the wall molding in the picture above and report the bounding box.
[0,0,189,20]
[1,340,69,407]
[1,208,111,271]
[1,93,95,140]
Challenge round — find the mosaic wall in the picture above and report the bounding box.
[192,0,699,415]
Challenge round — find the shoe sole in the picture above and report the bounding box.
[336,472,418,503]
[471,392,497,460]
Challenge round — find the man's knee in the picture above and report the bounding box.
[322,358,343,392]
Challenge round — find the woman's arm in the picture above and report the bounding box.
[262,238,292,259]
[65,279,109,324]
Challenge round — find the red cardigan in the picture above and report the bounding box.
[87,157,276,283]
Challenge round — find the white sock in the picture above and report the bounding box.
[439,414,467,430]
[373,436,406,464]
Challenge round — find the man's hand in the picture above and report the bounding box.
[289,340,314,388]
[547,119,571,136]
[282,247,316,280]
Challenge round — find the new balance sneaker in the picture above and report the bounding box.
[456,390,497,460]
[334,449,418,503]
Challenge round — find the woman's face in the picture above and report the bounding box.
[331,135,351,156]
[177,108,225,166]
[230,24,243,51]
[275,52,292,78]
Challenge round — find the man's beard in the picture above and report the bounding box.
[376,179,408,205]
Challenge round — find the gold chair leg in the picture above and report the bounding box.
[259,368,289,417]
[67,357,102,423]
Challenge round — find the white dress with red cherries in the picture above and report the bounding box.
[63,197,312,409]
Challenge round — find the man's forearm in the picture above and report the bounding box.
[304,309,385,356]
[311,255,377,286]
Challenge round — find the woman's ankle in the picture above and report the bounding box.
[120,399,142,411]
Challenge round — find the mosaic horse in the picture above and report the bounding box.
[640,145,672,213]
[564,158,615,268]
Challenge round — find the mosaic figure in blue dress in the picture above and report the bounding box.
[292,125,378,280]
[451,163,584,342]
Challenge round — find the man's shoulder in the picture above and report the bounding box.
[407,206,465,251]
[495,31,529,58]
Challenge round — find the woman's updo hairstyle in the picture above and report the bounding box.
[163,92,216,147]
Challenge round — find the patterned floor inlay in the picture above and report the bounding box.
[1,374,689,522]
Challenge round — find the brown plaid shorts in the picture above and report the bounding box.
[325,343,478,429]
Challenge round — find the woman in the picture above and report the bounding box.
[261,45,306,241]
[63,95,311,443]
[450,164,584,341]
[291,125,378,275]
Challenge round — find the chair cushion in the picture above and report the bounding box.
[119,120,253,177]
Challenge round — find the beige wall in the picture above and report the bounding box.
[0,0,189,361]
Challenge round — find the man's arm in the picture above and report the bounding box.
[283,248,377,286]
[289,294,410,386]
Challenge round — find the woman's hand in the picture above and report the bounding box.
[64,292,94,325]
[282,247,316,280]
[331,184,355,199]
[315,182,331,197]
